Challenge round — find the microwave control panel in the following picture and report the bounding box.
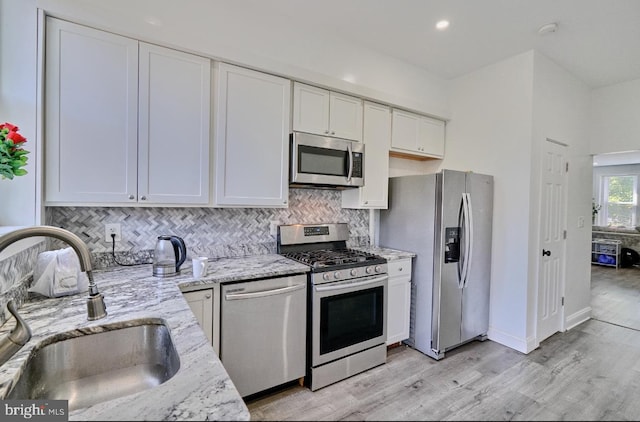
[352,152,363,178]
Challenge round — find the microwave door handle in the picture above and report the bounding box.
[346,142,353,182]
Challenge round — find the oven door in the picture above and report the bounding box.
[312,274,387,366]
[290,132,364,188]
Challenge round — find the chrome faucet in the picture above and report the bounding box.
[0,226,107,321]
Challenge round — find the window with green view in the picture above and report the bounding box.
[601,175,638,227]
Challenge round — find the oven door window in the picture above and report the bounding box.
[298,145,348,177]
[319,286,384,355]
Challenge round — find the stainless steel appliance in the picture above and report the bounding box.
[379,169,493,360]
[220,274,307,397]
[153,235,187,277]
[290,131,364,189]
[278,223,388,391]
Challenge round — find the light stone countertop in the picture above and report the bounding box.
[0,254,309,421]
[354,246,416,261]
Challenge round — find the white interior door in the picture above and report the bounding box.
[537,138,568,343]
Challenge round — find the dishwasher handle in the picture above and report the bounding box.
[224,283,306,301]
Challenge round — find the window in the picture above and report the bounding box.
[599,174,638,228]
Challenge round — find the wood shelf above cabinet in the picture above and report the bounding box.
[389,150,442,161]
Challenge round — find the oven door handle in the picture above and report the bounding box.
[314,275,387,292]
[225,283,306,300]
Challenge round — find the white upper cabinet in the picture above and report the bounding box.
[390,108,445,159]
[45,18,211,205]
[214,63,291,207]
[45,18,138,204]
[137,43,210,204]
[293,82,363,141]
[342,101,391,209]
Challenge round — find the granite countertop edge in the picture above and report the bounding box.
[354,246,416,260]
[0,253,309,421]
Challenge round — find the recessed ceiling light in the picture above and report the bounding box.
[144,16,163,26]
[537,22,558,35]
[436,20,450,30]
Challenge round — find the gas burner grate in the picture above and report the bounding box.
[282,248,383,269]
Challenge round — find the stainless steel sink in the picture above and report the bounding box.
[5,320,180,411]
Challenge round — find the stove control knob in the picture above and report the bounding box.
[366,266,373,274]
[323,273,331,281]
[334,271,341,279]
[350,269,358,277]
[375,265,382,273]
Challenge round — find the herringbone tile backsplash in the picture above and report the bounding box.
[47,189,370,268]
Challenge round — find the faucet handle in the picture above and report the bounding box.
[6,300,32,346]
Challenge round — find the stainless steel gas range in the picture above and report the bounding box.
[277,223,388,391]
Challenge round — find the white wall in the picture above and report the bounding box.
[0,0,40,226]
[530,51,592,340]
[441,51,535,352]
[590,78,640,155]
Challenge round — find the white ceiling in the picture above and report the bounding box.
[259,0,640,89]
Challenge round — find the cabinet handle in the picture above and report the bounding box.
[364,201,368,204]
[140,196,147,201]
[331,131,335,135]
[324,130,330,134]
[283,200,287,204]
[205,294,211,299]
[398,267,403,271]
[128,195,135,200]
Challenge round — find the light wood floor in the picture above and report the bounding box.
[247,265,640,421]
[591,264,640,330]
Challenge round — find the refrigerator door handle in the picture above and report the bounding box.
[462,192,474,288]
[459,192,473,288]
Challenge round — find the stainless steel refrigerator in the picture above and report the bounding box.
[379,169,493,360]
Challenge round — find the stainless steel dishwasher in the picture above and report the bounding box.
[220,273,307,397]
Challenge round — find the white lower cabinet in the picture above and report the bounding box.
[386,258,412,345]
[182,286,220,356]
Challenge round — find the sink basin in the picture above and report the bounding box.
[6,319,180,411]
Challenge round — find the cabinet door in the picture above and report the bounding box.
[329,92,363,141]
[45,17,138,203]
[183,289,214,347]
[417,115,445,158]
[391,109,420,152]
[215,63,290,207]
[292,82,330,135]
[391,108,445,158]
[342,101,390,208]
[138,43,211,204]
[386,259,411,345]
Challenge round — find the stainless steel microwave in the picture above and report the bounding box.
[290,131,364,189]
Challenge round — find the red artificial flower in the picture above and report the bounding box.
[0,122,18,132]
[6,130,26,144]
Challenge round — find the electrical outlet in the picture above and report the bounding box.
[105,223,122,242]
[269,220,280,236]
